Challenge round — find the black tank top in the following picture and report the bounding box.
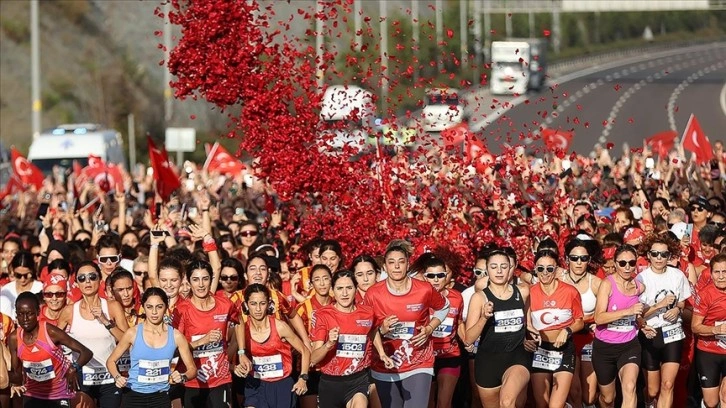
[477,284,526,353]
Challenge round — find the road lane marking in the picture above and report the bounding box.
[720,81,726,119]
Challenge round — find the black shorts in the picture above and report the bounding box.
[121,389,170,408]
[244,377,296,408]
[434,356,462,377]
[184,384,233,408]
[23,397,71,408]
[639,328,683,371]
[592,337,641,386]
[78,383,121,408]
[696,349,726,389]
[168,383,185,402]
[301,370,321,396]
[531,340,576,374]
[474,345,531,389]
[318,370,370,408]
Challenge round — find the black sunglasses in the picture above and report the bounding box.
[616,260,637,267]
[649,250,670,259]
[709,221,726,228]
[77,273,100,283]
[568,255,590,263]
[535,265,556,274]
[133,270,148,277]
[14,272,31,280]
[690,206,706,213]
[220,275,239,282]
[238,231,258,238]
[424,272,447,280]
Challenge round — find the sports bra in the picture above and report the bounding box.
[581,274,597,315]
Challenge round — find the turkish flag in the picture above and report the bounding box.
[681,114,713,164]
[645,130,677,158]
[541,128,574,152]
[147,137,181,201]
[441,123,469,149]
[202,142,245,175]
[10,148,44,190]
[0,175,26,201]
[81,155,123,192]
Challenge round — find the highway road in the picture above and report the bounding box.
[469,42,726,156]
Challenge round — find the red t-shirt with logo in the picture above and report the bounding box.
[431,289,463,359]
[363,279,447,375]
[173,293,235,388]
[529,281,583,332]
[693,282,726,354]
[311,304,375,376]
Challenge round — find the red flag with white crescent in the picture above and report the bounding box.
[10,147,44,190]
[541,128,574,153]
[645,130,677,158]
[147,137,181,201]
[202,142,245,175]
[681,114,713,164]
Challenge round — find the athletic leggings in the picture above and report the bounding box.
[374,373,432,408]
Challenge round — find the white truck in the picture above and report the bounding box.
[319,85,376,154]
[490,39,548,95]
[422,88,465,133]
[28,124,126,174]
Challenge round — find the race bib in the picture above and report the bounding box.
[662,323,685,344]
[336,334,366,359]
[607,316,635,332]
[432,317,454,338]
[532,348,563,371]
[23,359,55,382]
[138,359,171,384]
[117,352,131,373]
[252,354,284,380]
[581,342,593,362]
[81,365,113,386]
[385,322,415,340]
[494,309,524,333]
[191,335,224,359]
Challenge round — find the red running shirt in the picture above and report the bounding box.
[530,281,584,332]
[693,282,726,354]
[246,316,293,382]
[431,289,463,359]
[173,293,235,388]
[363,279,447,374]
[311,304,374,376]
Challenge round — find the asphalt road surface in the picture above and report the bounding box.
[470,42,726,156]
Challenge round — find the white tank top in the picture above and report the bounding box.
[580,274,597,315]
[68,299,116,385]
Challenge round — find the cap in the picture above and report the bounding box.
[690,196,712,211]
[43,273,68,292]
[624,227,645,244]
[602,247,616,260]
[670,222,688,240]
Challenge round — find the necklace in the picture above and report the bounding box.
[568,271,587,285]
[490,284,510,299]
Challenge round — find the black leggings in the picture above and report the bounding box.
[121,390,170,408]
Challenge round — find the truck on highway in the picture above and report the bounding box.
[319,84,376,154]
[490,39,548,95]
[28,124,126,175]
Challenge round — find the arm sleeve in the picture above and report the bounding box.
[431,297,450,323]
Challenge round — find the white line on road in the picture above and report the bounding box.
[720,81,726,118]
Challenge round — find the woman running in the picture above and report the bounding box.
[40,273,71,327]
[234,284,310,408]
[297,264,334,408]
[636,233,691,408]
[560,239,602,408]
[528,249,584,408]
[8,291,93,408]
[692,252,726,408]
[58,261,129,408]
[310,269,382,408]
[364,245,449,408]
[465,249,531,408]
[173,260,236,408]
[106,287,197,407]
[592,245,646,408]
[421,255,463,408]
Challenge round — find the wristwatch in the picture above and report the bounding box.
[299,373,309,382]
[180,373,188,384]
[104,320,116,331]
[565,327,573,338]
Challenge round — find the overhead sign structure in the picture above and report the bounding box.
[165,128,196,153]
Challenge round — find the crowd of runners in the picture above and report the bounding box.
[0,140,725,408]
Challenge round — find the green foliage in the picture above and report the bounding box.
[1,18,30,43]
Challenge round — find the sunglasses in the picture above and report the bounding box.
[43,291,67,299]
[709,221,726,228]
[649,250,670,259]
[133,270,148,277]
[690,206,706,213]
[616,260,637,267]
[473,268,487,278]
[535,265,556,274]
[32,253,42,258]
[424,272,447,280]
[97,255,120,264]
[568,255,591,263]
[220,275,239,282]
[77,273,100,283]
[14,273,31,280]
[239,231,258,238]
